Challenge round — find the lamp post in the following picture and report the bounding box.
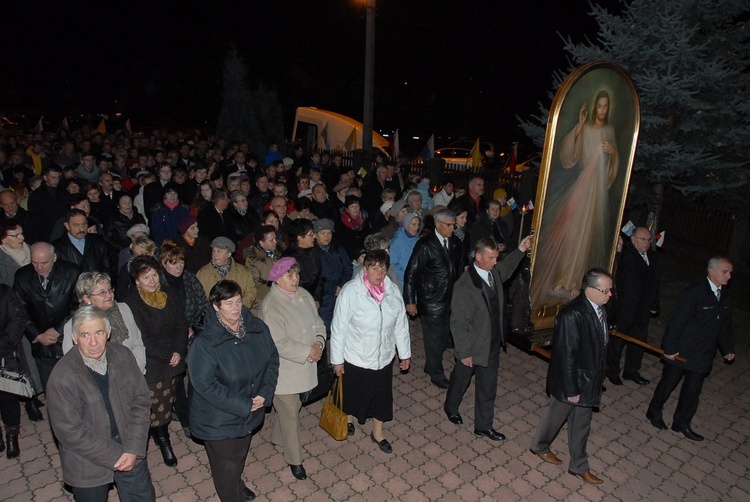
[362,0,375,157]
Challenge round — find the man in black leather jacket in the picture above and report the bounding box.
[52,209,110,276]
[13,242,79,390]
[530,268,611,485]
[404,208,465,388]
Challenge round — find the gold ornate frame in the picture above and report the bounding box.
[529,61,640,330]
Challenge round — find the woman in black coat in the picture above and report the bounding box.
[0,285,28,459]
[124,255,189,468]
[188,280,278,502]
[107,194,147,252]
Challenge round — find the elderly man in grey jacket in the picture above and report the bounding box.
[444,236,532,442]
[47,305,155,502]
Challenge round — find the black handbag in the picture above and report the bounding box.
[0,352,35,398]
[300,349,336,406]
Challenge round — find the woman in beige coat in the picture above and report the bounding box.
[260,257,326,481]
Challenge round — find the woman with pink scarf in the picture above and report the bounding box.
[330,249,411,455]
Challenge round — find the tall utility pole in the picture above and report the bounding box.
[362,0,375,156]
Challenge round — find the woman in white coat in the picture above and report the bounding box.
[331,249,411,454]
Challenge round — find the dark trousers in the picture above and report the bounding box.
[71,457,155,502]
[421,313,451,381]
[173,373,190,428]
[35,356,59,391]
[606,323,648,378]
[647,362,705,430]
[531,396,593,474]
[204,435,253,502]
[445,350,500,430]
[0,391,21,427]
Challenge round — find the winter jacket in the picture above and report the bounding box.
[47,343,151,488]
[196,259,258,312]
[389,227,419,287]
[546,294,607,408]
[260,284,325,395]
[188,308,279,441]
[330,274,411,370]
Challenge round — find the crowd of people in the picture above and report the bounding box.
[0,127,736,500]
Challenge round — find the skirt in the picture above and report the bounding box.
[148,377,177,427]
[342,360,393,424]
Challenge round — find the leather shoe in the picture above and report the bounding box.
[473,428,506,442]
[444,407,463,425]
[646,414,668,431]
[431,378,450,389]
[569,470,603,484]
[672,425,704,441]
[533,450,562,465]
[289,464,307,480]
[607,376,623,386]
[623,373,650,385]
[370,433,393,454]
[347,423,355,436]
[242,486,256,501]
[25,400,44,422]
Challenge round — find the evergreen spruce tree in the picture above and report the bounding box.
[519,0,750,214]
[216,46,284,156]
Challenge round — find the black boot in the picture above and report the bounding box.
[151,425,177,467]
[6,426,20,459]
[0,425,5,453]
[25,399,44,422]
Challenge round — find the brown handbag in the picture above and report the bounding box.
[318,374,347,441]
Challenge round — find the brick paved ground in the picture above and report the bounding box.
[1,319,748,501]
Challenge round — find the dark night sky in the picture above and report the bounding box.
[3,0,622,156]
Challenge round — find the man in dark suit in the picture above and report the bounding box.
[646,256,735,441]
[607,226,660,386]
[530,268,612,485]
[0,190,30,228]
[27,165,69,243]
[197,189,233,242]
[404,208,465,388]
[444,236,532,441]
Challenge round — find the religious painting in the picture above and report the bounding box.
[529,61,640,329]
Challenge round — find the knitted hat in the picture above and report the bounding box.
[177,215,197,235]
[380,200,394,215]
[313,218,335,234]
[126,223,150,239]
[210,236,236,253]
[268,257,297,282]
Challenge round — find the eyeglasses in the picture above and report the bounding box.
[89,287,114,297]
[634,236,652,242]
[589,286,613,295]
[6,232,23,238]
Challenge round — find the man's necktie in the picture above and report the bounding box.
[596,306,608,344]
[716,287,721,303]
[443,238,449,255]
[641,252,649,265]
[40,275,48,290]
[487,272,494,289]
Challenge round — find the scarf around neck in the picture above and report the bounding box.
[362,270,385,304]
[212,261,232,279]
[1,242,31,266]
[138,287,168,309]
[106,303,130,345]
[341,211,364,231]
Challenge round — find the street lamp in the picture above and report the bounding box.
[362,0,375,157]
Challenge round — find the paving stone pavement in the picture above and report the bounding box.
[1,319,748,501]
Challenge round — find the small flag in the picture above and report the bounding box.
[125,119,132,135]
[96,118,106,134]
[357,167,368,177]
[34,117,44,133]
[508,143,518,173]
[655,231,665,248]
[389,129,400,160]
[319,122,330,151]
[419,134,434,162]
[621,221,636,236]
[507,197,519,211]
[527,200,534,210]
[469,137,482,168]
[344,127,358,152]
